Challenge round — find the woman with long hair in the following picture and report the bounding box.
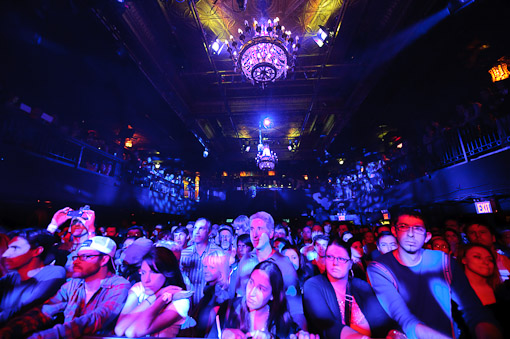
[303,237,398,338]
[459,243,503,304]
[115,246,192,337]
[216,261,316,339]
[457,243,509,337]
[192,250,232,337]
[347,236,367,281]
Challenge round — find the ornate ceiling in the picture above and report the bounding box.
[7,0,505,174]
[89,0,445,169]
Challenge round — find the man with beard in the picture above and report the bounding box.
[0,229,65,325]
[367,209,500,339]
[0,236,130,339]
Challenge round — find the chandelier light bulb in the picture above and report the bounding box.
[222,18,298,87]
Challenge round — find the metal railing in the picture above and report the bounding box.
[1,109,122,176]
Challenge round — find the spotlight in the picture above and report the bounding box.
[447,0,475,15]
[203,148,209,158]
[263,117,272,128]
[288,145,292,151]
[245,145,251,152]
[211,39,224,55]
[314,25,330,47]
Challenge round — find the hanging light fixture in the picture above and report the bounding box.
[255,119,277,170]
[225,18,300,88]
[256,144,278,170]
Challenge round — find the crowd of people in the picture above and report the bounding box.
[0,206,509,339]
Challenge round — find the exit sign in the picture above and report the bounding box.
[475,201,493,214]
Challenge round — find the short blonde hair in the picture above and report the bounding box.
[202,250,230,289]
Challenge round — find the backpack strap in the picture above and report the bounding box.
[370,261,398,290]
[344,277,353,326]
[442,253,452,286]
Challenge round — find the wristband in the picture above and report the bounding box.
[162,292,173,304]
[146,295,156,305]
[47,222,59,234]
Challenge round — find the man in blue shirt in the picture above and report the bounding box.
[367,209,501,339]
[0,229,65,325]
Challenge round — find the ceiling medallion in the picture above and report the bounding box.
[226,18,300,88]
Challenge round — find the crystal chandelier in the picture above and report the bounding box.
[225,18,300,88]
[256,144,278,170]
[255,120,277,170]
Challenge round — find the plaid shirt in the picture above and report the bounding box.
[34,272,129,338]
[180,242,223,307]
[0,272,130,339]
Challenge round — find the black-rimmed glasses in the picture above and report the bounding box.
[72,254,102,261]
[325,255,351,264]
[395,224,427,235]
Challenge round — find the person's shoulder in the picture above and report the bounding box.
[271,251,296,271]
[239,250,257,263]
[497,252,510,264]
[208,243,223,253]
[39,265,66,279]
[271,250,291,264]
[303,274,327,289]
[421,249,447,267]
[350,277,371,291]
[105,273,130,287]
[181,246,195,256]
[369,250,397,267]
[129,281,144,294]
[0,271,20,284]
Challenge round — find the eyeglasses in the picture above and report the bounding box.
[325,255,351,264]
[72,254,102,261]
[395,224,427,235]
[433,244,449,250]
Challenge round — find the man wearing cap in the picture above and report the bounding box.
[118,237,153,284]
[46,206,96,276]
[0,236,130,339]
[218,225,234,252]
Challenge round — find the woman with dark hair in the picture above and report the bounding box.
[282,245,315,294]
[214,261,316,339]
[459,244,502,304]
[347,236,367,281]
[115,246,192,337]
[457,243,510,337]
[303,237,398,338]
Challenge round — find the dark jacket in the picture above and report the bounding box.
[303,274,397,338]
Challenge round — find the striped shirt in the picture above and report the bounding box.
[180,242,223,307]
